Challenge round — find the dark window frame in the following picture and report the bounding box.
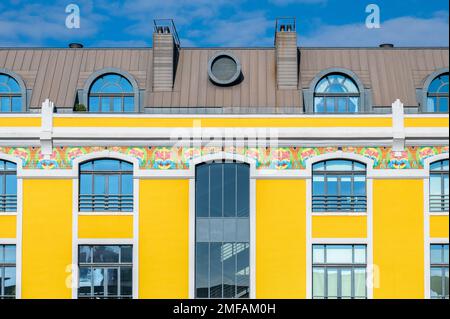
[429,160,449,212]
[79,159,133,212]
[430,244,449,299]
[312,160,367,212]
[0,160,17,212]
[78,245,133,299]
[0,244,16,299]
[312,244,367,299]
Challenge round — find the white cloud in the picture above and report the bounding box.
[0,0,107,46]
[269,0,326,5]
[299,12,449,47]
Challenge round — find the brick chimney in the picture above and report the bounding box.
[275,18,298,90]
[152,20,180,91]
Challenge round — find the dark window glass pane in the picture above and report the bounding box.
[93,246,120,263]
[1,96,10,112]
[11,97,21,112]
[313,267,325,298]
[108,175,119,196]
[89,97,99,112]
[80,174,92,195]
[439,97,448,113]
[196,165,209,217]
[236,243,250,298]
[112,97,122,112]
[431,267,443,298]
[326,160,353,171]
[196,243,209,298]
[94,159,121,171]
[337,97,346,113]
[209,164,223,217]
[124,96,134,112]
[327,176,338,196]
[314,97,325,113]
[313,175,325,195]
[222,243,236,298]
[101,97,110,112]
[325,97,335,113]
[431,245,443,264]
[5,175,16,195]
[236,164,249,217]
[209,243,223,298]
[78,267,92,296]
[4,245,15,263]
[121,246,133,263]
[120,267,133,296]
[340,176,352,196]
[0,245,4,263]
[4,267,16,296]
[93,268,105,296]
[121,174,133,195]
[0,175,3,194]
[223,165,236,217]
[79,246,92,263]
[94,175,106,195]
[106,268,118,296]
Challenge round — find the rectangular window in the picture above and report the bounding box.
[0,245,16,299]
[78,245,133,299]
[312,244,367,299]
[430,244,449,299]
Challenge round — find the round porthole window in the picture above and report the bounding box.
[208,52,242,86]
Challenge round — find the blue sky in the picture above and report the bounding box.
[0,0,448,47]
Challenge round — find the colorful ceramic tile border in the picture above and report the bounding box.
[0,145,448,170]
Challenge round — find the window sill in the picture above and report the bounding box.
[428,211,449,216]
[78,212,134,216]
[0,212,18,216]
[311,212,368,216]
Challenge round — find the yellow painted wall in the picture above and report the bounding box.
[54,117,392,128]
[139,179,189,298]
[78,215,133,239]
[430,215,449,238]
[373,179,424,299]
[22,179,72,299]
[404,117,449,127]
[256,180,306,298]
[0,117,40,127]
[312,215,367,238]
[0,215,16,238]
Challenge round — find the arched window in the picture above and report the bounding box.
[195,162,250,299]
[429,159,449,212]
[88,74,135,112]
[0,160,17,212]
[0,74,22,113]
[314,74,360,113]
[426,73,449,113]
[79,159,133,212]
[312,160,366,212]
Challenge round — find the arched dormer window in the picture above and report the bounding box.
[312,159,367,212]
[303,68,371,114]
[426,73,449,113]
[0,74,22,113]
[79,159,133,212]
[314,73,360,113]
[0,160,17,212]
[88,74,135,112]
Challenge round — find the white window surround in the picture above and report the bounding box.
[0,153,22,299]
[188,152,257,299]
[71,151,140,299]
[423,153,449,299]
[305,151,374,299]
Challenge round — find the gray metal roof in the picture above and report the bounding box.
[0,47,448,110]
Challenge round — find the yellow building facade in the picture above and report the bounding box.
[0,23,448,299]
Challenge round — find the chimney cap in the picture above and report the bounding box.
[275,17,296,33]
[69,43,83,48]
[379,43,394,48]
